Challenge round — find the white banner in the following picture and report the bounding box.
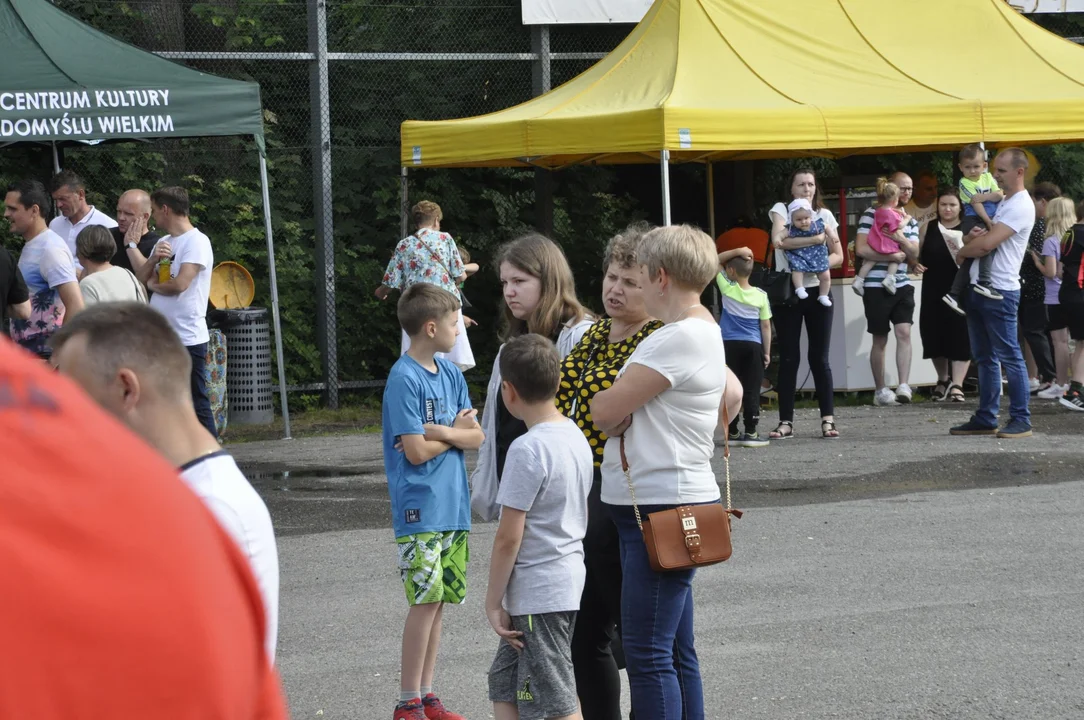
[1008,0,1084,11]
[522,0,653,25]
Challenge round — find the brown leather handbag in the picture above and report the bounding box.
[620,409,742,572]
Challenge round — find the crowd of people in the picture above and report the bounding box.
[376,143,1082,720]
[1,172,222,435]
[2,173,286,716]
[4,142,1082,719]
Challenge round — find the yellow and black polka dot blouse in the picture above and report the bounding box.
[556,317,664,467]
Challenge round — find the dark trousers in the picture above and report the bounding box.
[572,472,625,720]
[774,291,835,422]
[1018,297,1056,383]
[724,339,764,435]
[187,342,218,438]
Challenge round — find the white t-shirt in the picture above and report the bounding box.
[496,419,593,616]
[769,202,839,288]
[181,452,279,661]
[970,190,1035,292]
[49,207,117,269]
[601,318,726,506]
[79,266,148,306]
[149,228,213,346]
[903,200,938,232]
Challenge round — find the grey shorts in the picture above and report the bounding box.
[488,611,578,720]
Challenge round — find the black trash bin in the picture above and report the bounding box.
[208,307,273,425]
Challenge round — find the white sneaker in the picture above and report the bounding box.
[882,275,898,295]
[1028,377,1041,393]
[1038,383,1069,400]
[942,294,966,316]
[895,383,913,404]
[973,284,1004,300]
[852,282,865,297]
[873,387,899,406]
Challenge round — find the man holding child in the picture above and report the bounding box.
[950,148,1035,438]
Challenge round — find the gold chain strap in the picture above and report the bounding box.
[624,462,644,531]
[622,403,732,533]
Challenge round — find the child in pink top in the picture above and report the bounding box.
[854,178,912,296]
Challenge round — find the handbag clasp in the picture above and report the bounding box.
[685,533,701,548]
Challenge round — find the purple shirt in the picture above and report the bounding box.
[1042,235,1062,304]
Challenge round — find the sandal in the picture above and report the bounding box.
[947,384,965,403]
[931,380,949,402]
[821,420,840,439]
[769,421,793,440]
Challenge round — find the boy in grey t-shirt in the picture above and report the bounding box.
[485,334,593,720]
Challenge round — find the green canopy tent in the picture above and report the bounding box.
[0,0,290,437]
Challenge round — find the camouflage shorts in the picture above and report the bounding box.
[396,530,469,606]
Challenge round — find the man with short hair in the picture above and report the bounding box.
[950,148,1036,439]
[904,170,939,231]
[48,170,117,263]
[136,186,217,437]
[0,337,287,718]
[50,302,279,660]
[111,189,160,274]
[4,179,83,358]
[855,171,920,406]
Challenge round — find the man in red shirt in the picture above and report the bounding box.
[0,338,289,719]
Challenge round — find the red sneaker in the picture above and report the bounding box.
[393,699,426,720]
[422,694,465,720]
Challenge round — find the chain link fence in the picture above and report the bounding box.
[3,2,1082,410]
[0,0,630,409]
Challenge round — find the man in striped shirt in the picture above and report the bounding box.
[855,171,921,406]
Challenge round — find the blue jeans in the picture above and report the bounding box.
[607,502,705,720]
[965,288,1030,427]
[187,342,218,438]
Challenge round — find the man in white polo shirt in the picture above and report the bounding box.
[48,170,117,267]
[49,302,280,662]
[950,148,1035,439]
[136,186,217,437]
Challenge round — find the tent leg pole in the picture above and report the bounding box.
[661,150,672,226]
[51,142,61,174]
[707,161,719,318]
[706,162,716,238]
[259,153,292,440]
[400,167,409,239]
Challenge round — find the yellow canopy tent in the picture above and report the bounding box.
[401,0,1084,222]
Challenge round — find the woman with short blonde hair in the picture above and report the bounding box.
[590,224,732,719]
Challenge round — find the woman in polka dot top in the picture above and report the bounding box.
[556,223,662,719]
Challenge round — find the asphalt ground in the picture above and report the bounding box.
[230,399,1084,719]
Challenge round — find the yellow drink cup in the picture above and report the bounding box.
[157,259,171,284]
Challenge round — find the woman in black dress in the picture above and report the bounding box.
[919,188,970,402]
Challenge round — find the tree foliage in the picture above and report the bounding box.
[4,2,1084,402]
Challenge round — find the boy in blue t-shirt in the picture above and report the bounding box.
[716,249,772,447]
[382,283,484,720]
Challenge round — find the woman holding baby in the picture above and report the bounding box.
[768,168,844,439]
